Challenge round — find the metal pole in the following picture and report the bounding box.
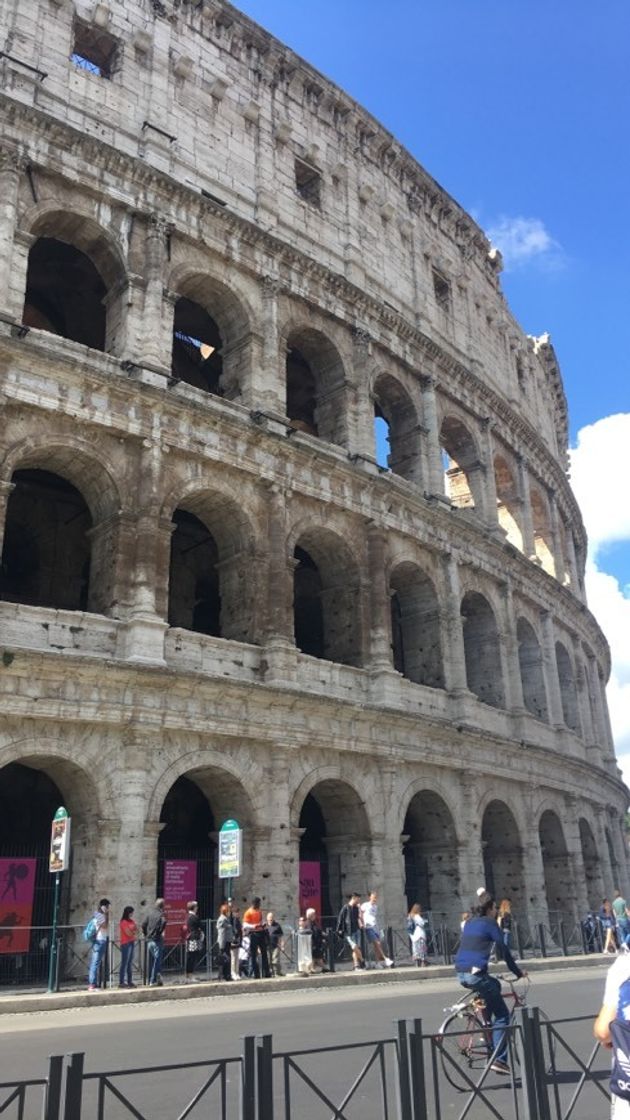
[408,1019,428,1120]
[63,1053,84,1120]
[240,1036,256,1120]
[395,1019,413,1120]
[47,873,61,993]
[257,1035,273,1120]
[44,1055,64,1120]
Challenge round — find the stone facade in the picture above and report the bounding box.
[0,0,627,935]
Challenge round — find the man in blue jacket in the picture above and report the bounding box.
[454,891,527,1075]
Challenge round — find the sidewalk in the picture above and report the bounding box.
[0,952,608,1015]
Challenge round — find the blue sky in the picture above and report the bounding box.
[236,0,630,778]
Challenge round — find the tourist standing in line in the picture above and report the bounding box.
[142,898,167,986]
[230,904,243,980]
[613,891,629,949]
[498,899,513,950]
[184,900,205,982]
[600,899,618,954]
[306,907,328,972]
[216,902,234,981]
[118,905,138,988]
[407,903,428,967]
[360,890,393,968]
[243,896,270,978]
[266,911,285,977]
[87,898,110,992]
[337,891,365,971]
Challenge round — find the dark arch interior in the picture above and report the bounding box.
[293,545,324,658]
[0,763,68,977]
[23,237,107,350]
[168,509,220,635]
[286,348,318,434]
[461,591,504,708]
[403,792,458,919]
[0,469,91,611]
[299,792,330,917]
[157,776,216,921]
[481,800,525,912]
[171,297,224,395]
[389,565,444,688]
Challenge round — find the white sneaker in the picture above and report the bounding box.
[384,957,394,968]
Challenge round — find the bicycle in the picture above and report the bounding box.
[436,974,549,1091]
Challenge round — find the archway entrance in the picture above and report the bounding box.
[297,780,371,919]
[403,792,459,924]
[158,777,216,924]
[539,810,575,924]
[481,800,525,915]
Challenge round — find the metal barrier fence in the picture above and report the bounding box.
[7,1009,611,1119]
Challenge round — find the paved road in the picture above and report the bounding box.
[0,966,612,1118]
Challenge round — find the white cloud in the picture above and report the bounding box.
[486,215,564,271]
[570,414,630,787]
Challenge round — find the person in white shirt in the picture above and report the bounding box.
[360,890,393,968]
[594,953,630,1117]
[408,903,428,967]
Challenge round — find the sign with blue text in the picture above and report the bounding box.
[218,819,241,880]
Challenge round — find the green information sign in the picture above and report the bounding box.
[218,819,241,880]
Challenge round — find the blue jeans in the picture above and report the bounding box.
[147,939,163,984]
[119,941,135,986]
[457,971,510,1063]
[88,938,108,987]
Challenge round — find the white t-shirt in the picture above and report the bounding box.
[360,901,378,929]
[603,957,630,1118]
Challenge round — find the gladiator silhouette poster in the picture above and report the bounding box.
[0,859,36,953]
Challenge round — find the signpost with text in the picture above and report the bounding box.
[48,806,71,992]
[218,819,241,901]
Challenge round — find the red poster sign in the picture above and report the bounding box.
[163,860,197,944]
[0,858,37,953]
[299,861,322,919]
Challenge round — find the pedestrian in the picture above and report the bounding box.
[407,903,428,967]
[454,890,527,1076]
[498,899,513,950]
[306,907,327,972]
[118,905,138,988]
[594,950,630,1117]
[142,898,167,986]
[216,902,234,981]
[337,891,365,971]
[184,900,205,982]
[87,898,110,992]
[600,899,617,954]
[460,911,471,932]
[613,891,629,948]
[230,904,243,980]
[296,915,314,975]
[266,911,285,977]
[360,890,393,968]
[243,896,270,978]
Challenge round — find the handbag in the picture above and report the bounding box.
[187,928,204,954]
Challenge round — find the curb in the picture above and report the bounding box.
[0,953,608,1015]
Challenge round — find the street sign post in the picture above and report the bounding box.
[218,819,241,902]
[48,806,70,993]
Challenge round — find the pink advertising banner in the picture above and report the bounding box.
[163,860,197,944]
[0,858,37,953]
[299,861,322,919]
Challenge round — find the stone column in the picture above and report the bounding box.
[347,327,377,462]
[109,734,152,908]
[456,772,486,912]
[420,375,447,499]
[380,764,406,924]
[141,821,166,907]
[10,229,36,326]
[539,610,564,728]
[366,523,393,669]
[564,798,590,923]
[0,479,15,560]
[565,529,580,592]
[248,749,295,921]
[0,149,25,318]
[516,454,536,559]
[501,579,525,712]
[480,418,500,533]
[548,490,566,583]
[442,554,469,694]
[134,214,174,373]
[521,820,551,930]
[262,484,297,683]
[242,275,283,412]
[593,806,615,898]
[585,658,606,761]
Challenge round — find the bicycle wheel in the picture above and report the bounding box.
[437,1009,490,1092]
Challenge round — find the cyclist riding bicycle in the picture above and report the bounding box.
[454,891,528,1075]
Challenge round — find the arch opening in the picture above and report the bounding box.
[389,563,444,688]
[23,237,107,350]
[555,642,580,733]
[298,779,371,918]
[440,417,479,510]
[494,456,523,550]
[481,800,525,915]
[1,469,92,612]
[293,530,362,667]
[373,375,422,483]
[531,490,555,576]
[168,510,220,636]
[285,329,347,447]
[517,618,549,722]
[539,810,575,924]
[461,591,504,708]
[171,297,224,396]
[403,791,459,923]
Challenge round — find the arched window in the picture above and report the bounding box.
[373,374,422,483]
[23,237,107,350]
[1,469,92,612]
[389,563,444,688]
[461,591,504,707]
[285,329,347,446]
[171,297,223,395]
[481,800,525,913]
[403,791,459,922]
[494,455,523,550]
[530,489,555,576]
[293,529,362,667]
[517,618,549,721]
[539,810,575,922]
[555,641,580,733]
[440,417,480,509]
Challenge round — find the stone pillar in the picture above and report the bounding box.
[141,821,165,907]
[564,798,590,923]
[480,418,500,533]
[516,455,536,559]
[548,490,566,583]
[420,376,446,499]
[9,229,36,327]
[585,658,606,761]
[262,484,297,683]
[0,149,25,318]
[539,611,564,728]
[593,806,615,898]
[501,580,525,712]
[456,772,486,912]
[134,214,173,373]
[380,764,406,924]
[108,734,152,908]
[574,653,594,747]
[247,750,295,922]
[253,275,284,412]
[366,523,393,669]
[565,529,580,592]
[442,554,469,694]
[0,479,15,560]
[347,327,377,461]
[521,824,551,929]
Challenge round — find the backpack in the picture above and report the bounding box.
[83,917,97,943]
[406,917,415,936]
[610,1020,630,1101]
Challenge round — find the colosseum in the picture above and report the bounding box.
[0,0,627,948]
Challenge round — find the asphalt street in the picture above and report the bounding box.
[0,965,613,1119]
